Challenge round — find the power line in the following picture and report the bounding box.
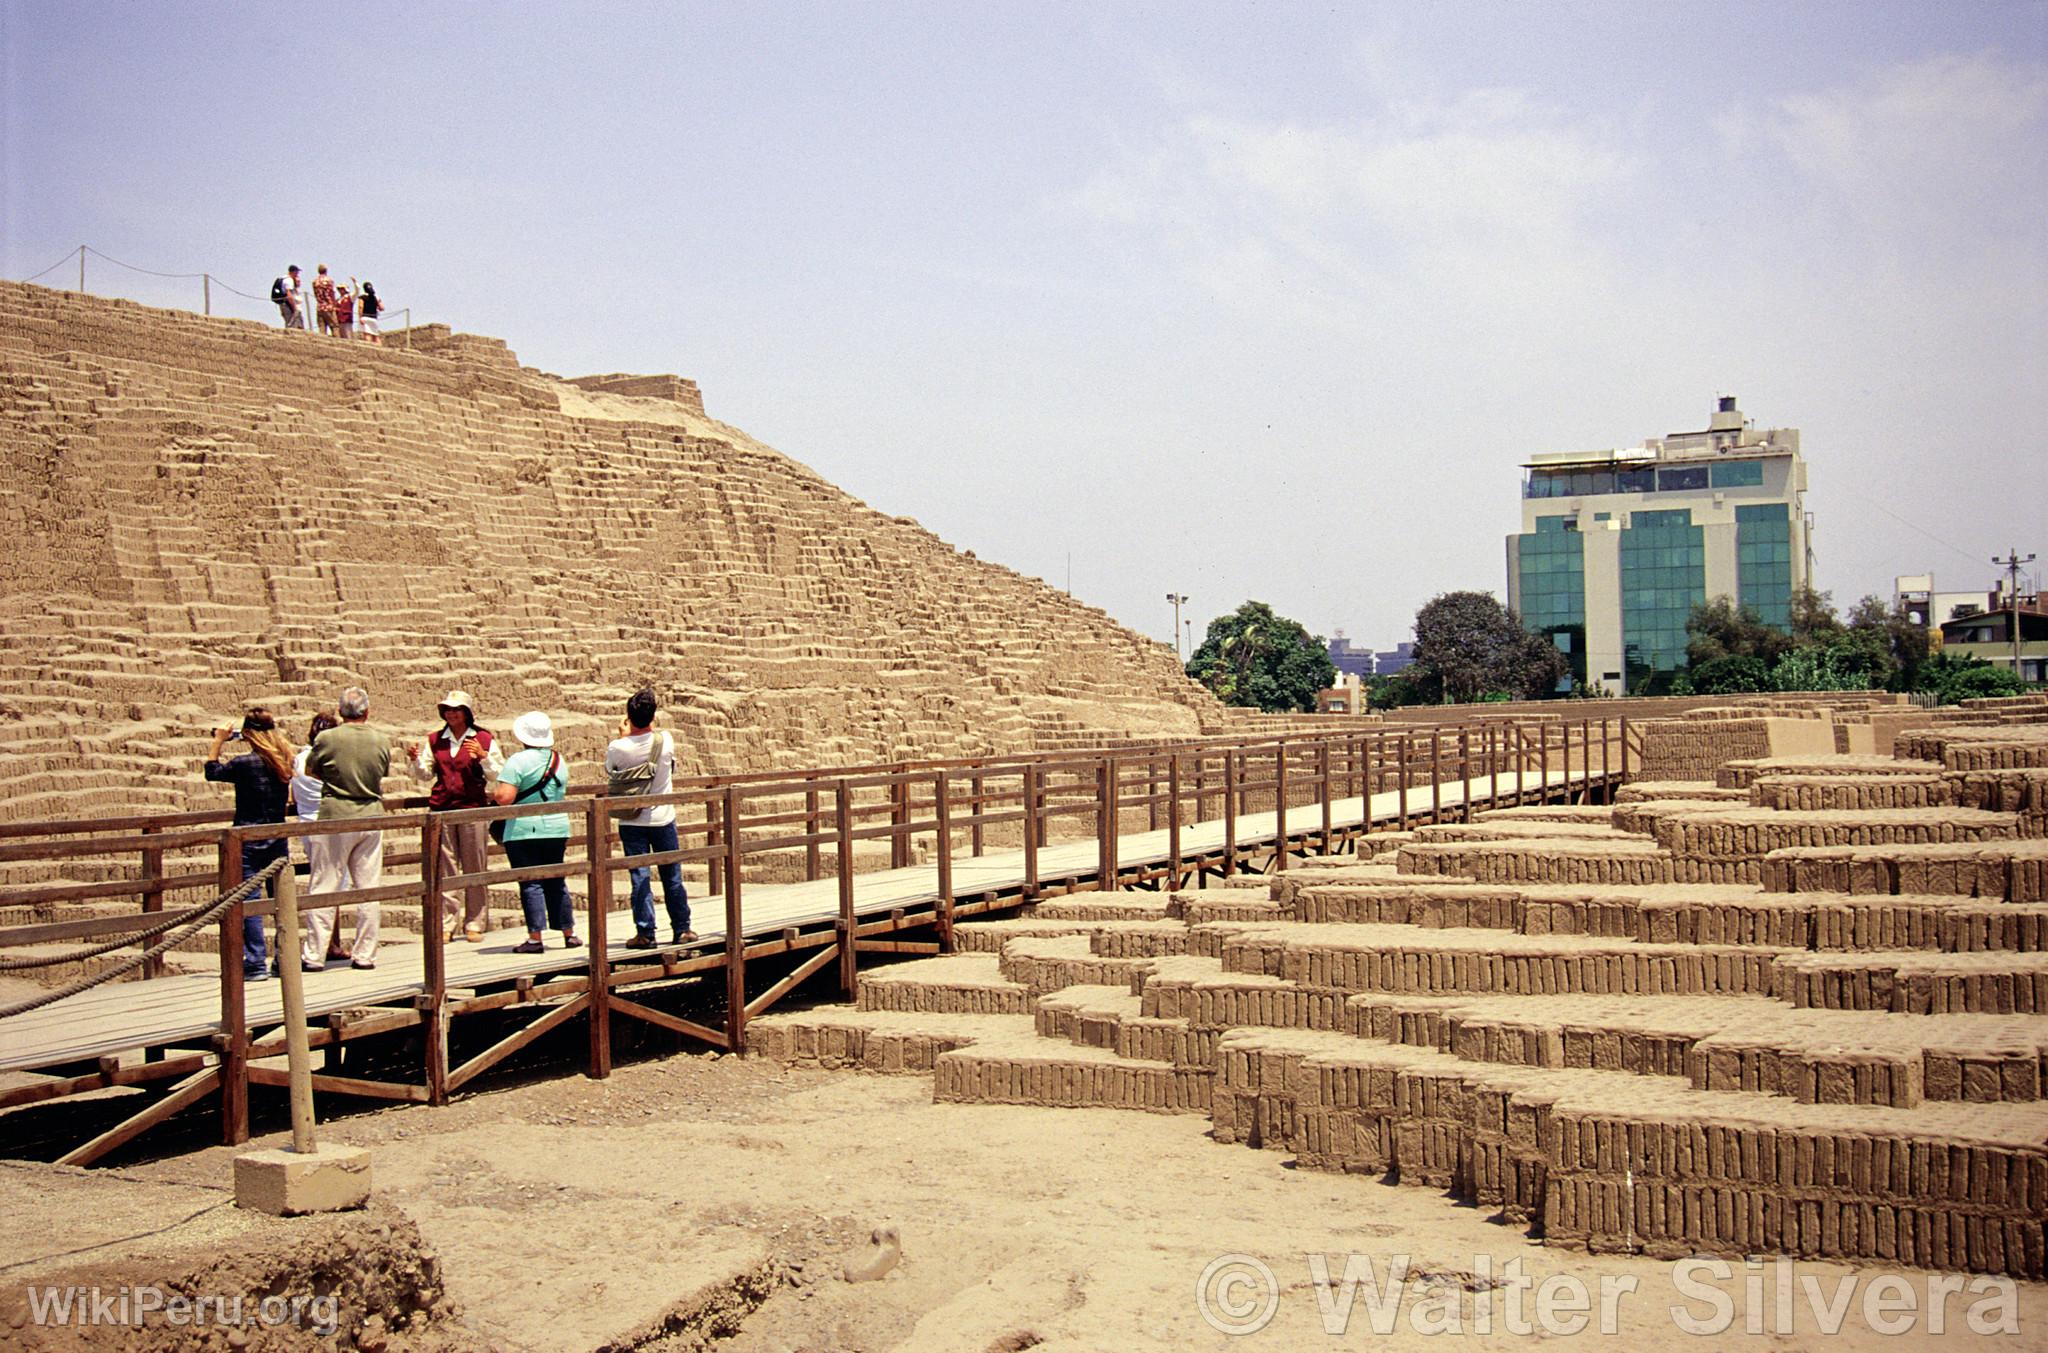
[1840,485,1991,572]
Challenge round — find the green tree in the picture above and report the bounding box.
[1411,591,1567,703]
[1770,642,1878,692]
[1690,653,1773,694]
[1844,594,1932,690]
[1186,601,1336,713]
[1790,586,1844,647]
[1684,596,1795,667]
[1914,651,2030,703]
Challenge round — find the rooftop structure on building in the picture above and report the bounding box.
[1506,396,1813,695]
[1327,633,1375,678]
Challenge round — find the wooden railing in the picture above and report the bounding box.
[0,716,1636,1161]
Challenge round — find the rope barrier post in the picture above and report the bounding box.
[203,274,210,316]
[78,245,85,293]
[585,799,612,1080]
[216,830,249,1146]
[274,863,315,1153]
[835,779,856,997]
[420,817,450,1106]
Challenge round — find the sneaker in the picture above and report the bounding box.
[244,968,269,982]
[562,934,584,949]
[512,938,545,954]
[624,934,658,950]
[301,962,325,973]
[350,959,377,970]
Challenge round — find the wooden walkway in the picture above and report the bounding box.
[0,767,1586,1075]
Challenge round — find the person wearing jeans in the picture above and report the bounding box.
[202,710,297,979]
[492,711,579,954]
[605,688,695,948]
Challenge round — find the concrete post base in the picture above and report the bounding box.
[234,1143,372,1215]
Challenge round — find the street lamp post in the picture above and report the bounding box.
[1167,593,1188,660]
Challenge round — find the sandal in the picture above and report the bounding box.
[561,933,584,949]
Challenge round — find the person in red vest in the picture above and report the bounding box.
[408,690,502,941]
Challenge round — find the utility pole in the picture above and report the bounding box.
[1995,547,2037,677]
[1166,593,1188,660]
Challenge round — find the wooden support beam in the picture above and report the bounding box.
[58,1067,221,1168]
[743,942,841,1018]
[607,995,730,1049]
[585,800,613,1081]
[446,994,590,1093]
[246,1065,429,1104]
[215,831,248,1147]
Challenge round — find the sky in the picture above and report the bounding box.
[4,1,2044,654]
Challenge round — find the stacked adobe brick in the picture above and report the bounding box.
[748,718,2048,1277]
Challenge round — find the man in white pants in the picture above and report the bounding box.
[302,685,392,969]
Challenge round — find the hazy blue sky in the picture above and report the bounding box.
[5,2,2044,651]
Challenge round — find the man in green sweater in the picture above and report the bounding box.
[303,685,392,969]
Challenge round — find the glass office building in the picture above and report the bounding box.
[1505,398,1811,694]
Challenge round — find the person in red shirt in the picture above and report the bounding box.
[312,264,339,336]
[408,690,502,940]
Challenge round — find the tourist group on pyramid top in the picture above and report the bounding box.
[270,262,386,343]
[203,685,695,982]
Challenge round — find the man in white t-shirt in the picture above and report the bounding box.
[606,688,695,947]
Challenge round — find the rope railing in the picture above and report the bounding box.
[0,855,288,1020]
[8,243,413,338]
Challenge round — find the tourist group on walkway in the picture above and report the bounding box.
[271,262,385,342]
[201,686,694,981]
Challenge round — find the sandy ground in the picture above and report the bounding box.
[72,1046,2044,1352]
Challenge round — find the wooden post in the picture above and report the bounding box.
[1430,730,1442,824]
[274,864,315,1152]
[706,793,723,899]
[1398,734,1410,829]
[1540,722,1551,801]
[970,771,986,857]
[1022,764,1040,899]
[217,831,248,1146]
[722,787,747,1053]
[1620,717,1631,780]
[421,817,450,1105]
[585,800,612,1079]
[1459,729,1472,823]
[934,770,955,950]
[1097,759,1118,892]
[1273,742,1289,872]
[835,780,856,996]
[890,773,911,871]
[140,823,166,981]
[1167,753,1183,890]
[1222,749,1238,877]
[1560,721,1573,799]
[1319,741,1333,855]
[805,786,822,881]
[1146,757,1161,832]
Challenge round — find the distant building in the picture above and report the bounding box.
[1938,587,2048,682]
[1894,574,1987,629]
[1327,633,1375,678]
[1505,396,1813,695]
[1375,642,1416,676]
[1317,672,1367,714]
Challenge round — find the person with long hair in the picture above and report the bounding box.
[291,712,350,962]
[203,708,297,980]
